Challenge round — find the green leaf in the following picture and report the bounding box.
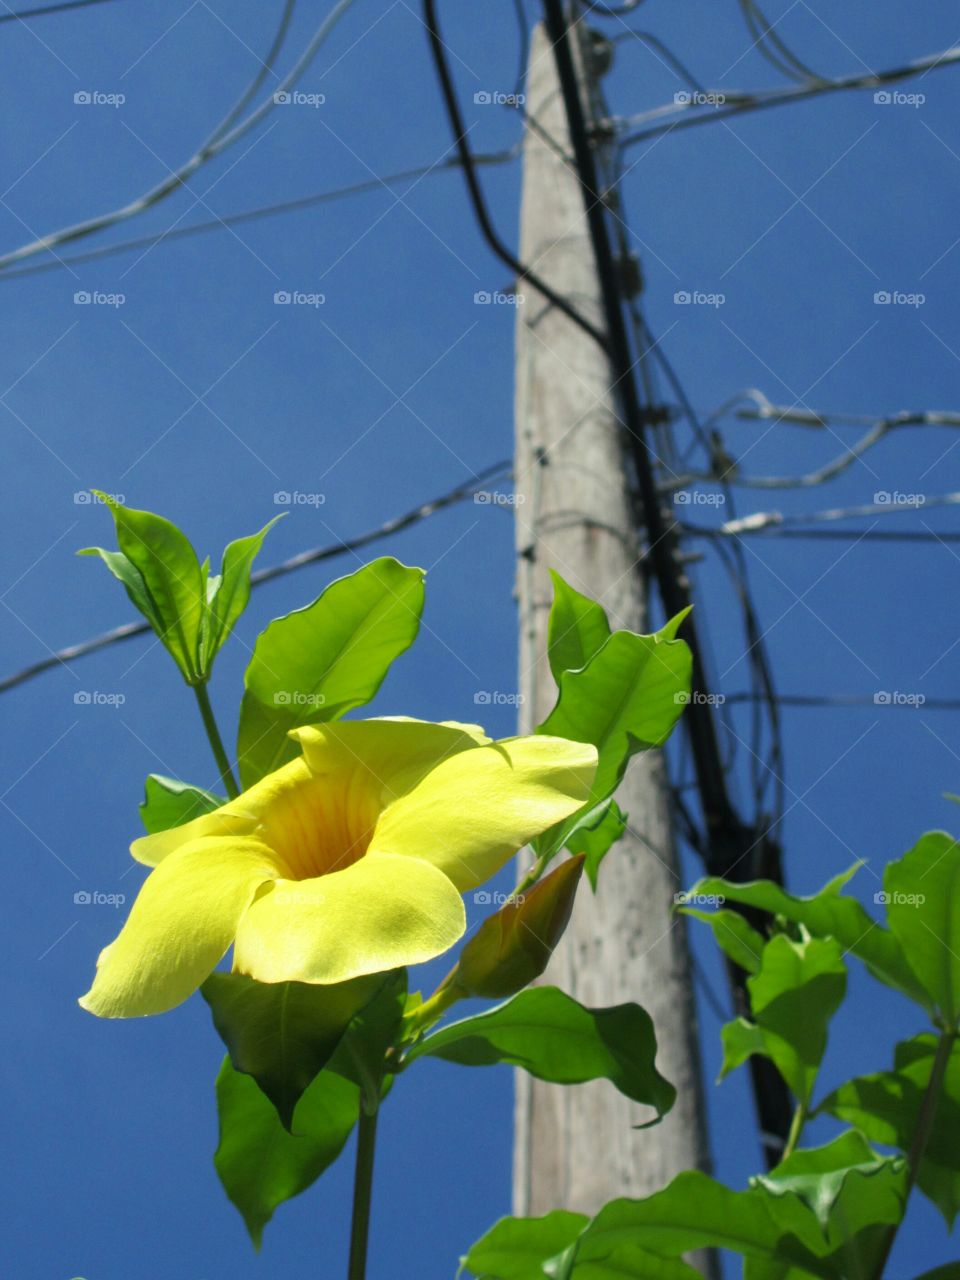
[200,516,282,674]
[912,1267,960,1280]
[566,800,628,891]
[755,1132,888,1228]
[202,970,390,1130]
[409,986,675,1120]
[331,969,407,1105]
[237,557,425,786]
[214,1055,358,1249]
[821,1032,960,1228]
[729,934,847,1106]
[535,618,691,859]
[681,907,766,975]
[547,571,611,682]
[460,1211,589,1280]
[139,774,223,834]
[559,1173,830,1276]
[687,867,929,1011]
[81,495,205,683]
[884,831,960,1027]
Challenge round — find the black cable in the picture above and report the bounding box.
[685,524,960,544]
[422,0,608,349]
[0,0,120,22]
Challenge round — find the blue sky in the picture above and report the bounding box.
[1,0,958,1276]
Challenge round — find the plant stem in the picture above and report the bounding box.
[347,1104,379,1280]
[868,1027,956,1280]
[193,682,240,799]
[782,1103,806,1161]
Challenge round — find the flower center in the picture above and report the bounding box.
[259,766,381,881]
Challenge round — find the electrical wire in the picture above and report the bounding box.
[0,460,512,696]
[421,0,608,349]
[0,0,361,273]
[618,46,960,150]
[0,0,122,21]
[0,149,519,281]
[737,0,823,84]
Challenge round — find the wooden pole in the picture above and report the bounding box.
[513,18,714,1224]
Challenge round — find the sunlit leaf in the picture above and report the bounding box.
[237,558,425,786]
[682,906,766,975]
[139,774,223,834]
[460,1211,589,1280]
[200,516,282,674]
[409,986,675,1120]
[566,800,628,891]
[884,831,960,1027]
[821,1032,960,1228]
[547,571,611,682]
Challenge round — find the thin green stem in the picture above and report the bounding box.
[347,1104,379,1280]
[192,682,240,799]
[782,1103,806,1161]
[868,1027,956,1280]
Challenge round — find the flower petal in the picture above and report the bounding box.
[79,837,281,1017]
[368,735,597,890]
[131,759,312,867]
[233,852,466,985]
[291,718,488,799]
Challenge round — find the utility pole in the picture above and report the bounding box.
[512,16,713,1222]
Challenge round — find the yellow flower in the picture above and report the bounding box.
[80,718,597,1018]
